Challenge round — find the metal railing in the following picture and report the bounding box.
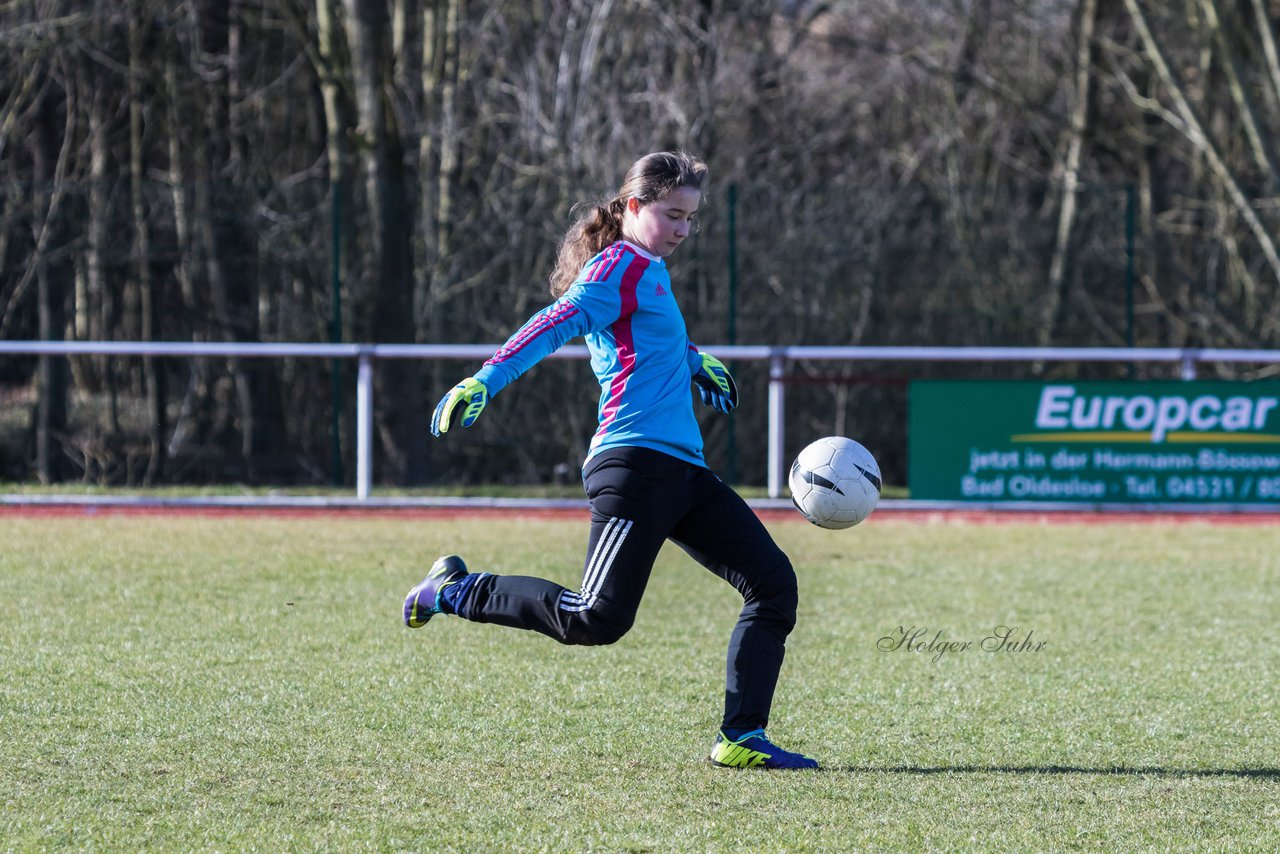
[4,340,1280,498]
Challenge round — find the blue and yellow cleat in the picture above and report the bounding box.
[708,729,819,770]
[403,555,469,628]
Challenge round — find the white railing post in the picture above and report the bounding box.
[356,349,373,500]
[1180,349,1199,380]
[768,349,788,498]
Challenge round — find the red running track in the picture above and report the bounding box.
[1,504,1277,525]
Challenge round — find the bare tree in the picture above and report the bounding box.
[1121,0,1280,310]
[4,0,1280,487]
[129,1,166,482]
[344,0,426,483]
[1039,0,1100,349]
[28,56,72,483]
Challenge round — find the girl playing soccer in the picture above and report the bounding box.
[405,151,816,770]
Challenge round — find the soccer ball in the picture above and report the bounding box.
[788,436,882,529]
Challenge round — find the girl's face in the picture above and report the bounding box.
[622,186,701,258]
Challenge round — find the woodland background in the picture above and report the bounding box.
[3,0,1280,489]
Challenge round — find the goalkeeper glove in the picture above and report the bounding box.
[431,377,489,436]
[692,352,738,413]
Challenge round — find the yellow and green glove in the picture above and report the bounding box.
[692,352,738,413]
[431,377,489,436]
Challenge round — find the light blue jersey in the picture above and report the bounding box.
[473,241,707,467]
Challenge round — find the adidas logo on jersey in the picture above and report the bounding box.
[654,284,668,296]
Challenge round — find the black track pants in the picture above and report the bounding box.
[458,447,799,731]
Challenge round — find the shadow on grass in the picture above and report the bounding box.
[840,765,1279,780]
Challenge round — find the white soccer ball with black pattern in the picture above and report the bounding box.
[788,436,882,529]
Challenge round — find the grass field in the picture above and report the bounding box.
[1,512,1277,851]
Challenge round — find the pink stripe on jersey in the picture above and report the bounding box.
[585,243,626,283]
[595,254,648,436]
[484,302,580,366]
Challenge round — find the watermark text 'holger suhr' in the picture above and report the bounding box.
[877,625,1048,663]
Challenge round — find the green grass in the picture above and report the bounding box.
[1,514,1276,850]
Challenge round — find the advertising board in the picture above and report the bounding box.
[909,381,1280,503]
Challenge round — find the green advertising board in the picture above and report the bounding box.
[909,380,1280,503]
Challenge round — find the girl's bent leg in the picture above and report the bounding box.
[458,449,682,646]
[459,571,633,646]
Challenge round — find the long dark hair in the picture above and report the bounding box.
[549,151,708,297]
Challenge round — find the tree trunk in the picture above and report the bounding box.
[315,0,357,480]
[419,0,463,344]
[316,0,356,340]
[130,4,166,483]
[163,34,207,464]
[30,71,71,483]
[195,0,284,482]
[345,0,426,484]
[1038,0,1098,349]
[83,54,109,397]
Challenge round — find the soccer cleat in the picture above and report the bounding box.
[708,729,819,770]
[403,555,469,627]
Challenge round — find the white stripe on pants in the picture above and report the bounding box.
[559,516,633,613]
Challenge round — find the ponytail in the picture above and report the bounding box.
[549,198,626,297]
